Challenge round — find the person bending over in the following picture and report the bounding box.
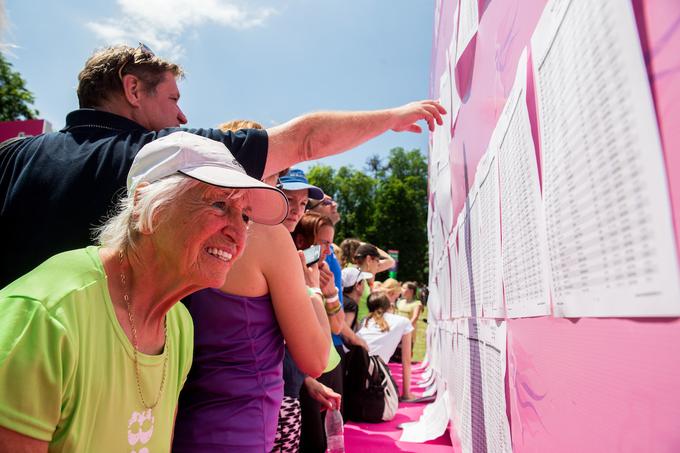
[357,292,416,401]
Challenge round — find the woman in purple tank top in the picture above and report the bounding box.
[172,121,332,452]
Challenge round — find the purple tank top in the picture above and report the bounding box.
[173,289,284,452]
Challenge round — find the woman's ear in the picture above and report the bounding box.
[132,182,148,204]
[132,182,153,235]
[122,74,143,107]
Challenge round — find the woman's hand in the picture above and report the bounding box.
[298,251,321,288]
[355,336,369,351]
[319,262,337,297]
[303,377,342,411]
[400,392,418,402]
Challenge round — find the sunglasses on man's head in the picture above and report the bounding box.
[118,42,156,82]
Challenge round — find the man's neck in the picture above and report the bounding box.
[93,96,145,127]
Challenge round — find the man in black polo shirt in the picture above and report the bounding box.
[0,44,445,288]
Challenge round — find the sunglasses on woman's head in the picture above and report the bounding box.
[308,198,334,209]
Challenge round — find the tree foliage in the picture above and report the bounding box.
[307,147,429,283]
[0,53,39,121]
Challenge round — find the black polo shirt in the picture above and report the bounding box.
[0,109,268,288]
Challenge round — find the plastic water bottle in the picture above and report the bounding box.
[324,409,345,452]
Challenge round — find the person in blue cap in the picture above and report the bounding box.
[274,168,347,452]
[278,168,325,231]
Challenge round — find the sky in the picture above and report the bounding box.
[2,0,435,172]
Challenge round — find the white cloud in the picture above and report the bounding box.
[86,0,278,59]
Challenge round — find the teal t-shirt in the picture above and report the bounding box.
[0,246,194,452]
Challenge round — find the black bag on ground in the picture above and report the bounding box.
[343,345,399,423]
[389,342,402,363]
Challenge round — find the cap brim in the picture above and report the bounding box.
[358,271,374,281]
[279,182,325,200]
[180,166,289,225]
[342,270,374,288]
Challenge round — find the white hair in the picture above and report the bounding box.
[95,174,201,250]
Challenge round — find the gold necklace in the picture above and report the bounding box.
[119,250,168,410]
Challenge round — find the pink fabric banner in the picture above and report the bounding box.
[430,0,680,451]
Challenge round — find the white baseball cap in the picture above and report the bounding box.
[127,131,289,225]
[341,267,373,289]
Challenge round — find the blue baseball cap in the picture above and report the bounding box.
[277,168,324,200]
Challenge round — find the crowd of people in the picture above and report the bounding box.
[0,44,441,452]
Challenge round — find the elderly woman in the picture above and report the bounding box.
[0,132,287,452]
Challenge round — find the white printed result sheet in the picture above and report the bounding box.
[498,51,552,318]
[480,320,511,453]
[433,68,453,170]
[435,160,455,239]
[448,0,460,66]
[440,52,462,140]
[458,325,473,453]
[477,150,504,318]
[445,321,459,428]
[449,227,463,318]
[468,190,483,318]
[441,237,455,320]
[400,385,450,442]
[443,320,457,406]
[434,245,453,322]
[457,211,472,317]
[534,0,680,316]
[428,208,442,295]
[457,0,479,62]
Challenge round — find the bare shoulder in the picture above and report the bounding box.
[250,224,302,278]
[220,223,284,295]
[246,223,295,252]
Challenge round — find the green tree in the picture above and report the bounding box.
[365,154,385,179]
[0,53,39,121]
[308,147,429,283]
[306,165,337,198]
[370,148,429,282]
[307,164,377,244]
[384,147,428,180]
[333,167,376,242]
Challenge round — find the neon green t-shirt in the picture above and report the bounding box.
[356,280,371,327]
[0,247,194,452]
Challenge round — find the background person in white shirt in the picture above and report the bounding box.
[357,292,416,401]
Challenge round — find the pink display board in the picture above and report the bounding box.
[0,119,51,142]
[429,0,680,451]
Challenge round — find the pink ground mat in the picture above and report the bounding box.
[343,362,453,452]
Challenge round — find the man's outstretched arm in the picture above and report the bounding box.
[264,100,446,177]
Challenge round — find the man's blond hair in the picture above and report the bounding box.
[77,45,183,108]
